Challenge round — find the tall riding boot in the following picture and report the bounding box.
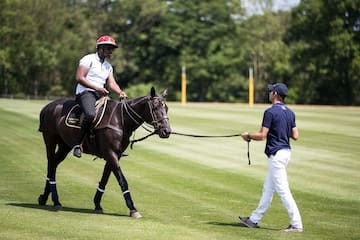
[73,121,91,158]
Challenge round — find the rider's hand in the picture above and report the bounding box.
[96,87,109,95]
[119,91,127,99]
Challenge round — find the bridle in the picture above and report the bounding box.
[95,96,169,149]
[121,96,168,133]
[147,97,169,130]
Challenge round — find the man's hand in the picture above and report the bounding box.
[241,132,251,142]
[96,87,109,95]
[119,91,127,99]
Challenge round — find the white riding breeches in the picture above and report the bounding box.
[249,149,303,229]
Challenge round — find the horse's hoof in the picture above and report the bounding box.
[53,204,62,211]
[38,195,48,206]
[94,208,103,214]
[121,152,129,157]
[130,210,142,219]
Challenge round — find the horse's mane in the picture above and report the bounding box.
[126,95,151,106]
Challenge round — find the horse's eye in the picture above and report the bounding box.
[153,99,160,107]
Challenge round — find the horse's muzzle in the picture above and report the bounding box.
[158,127,171,138]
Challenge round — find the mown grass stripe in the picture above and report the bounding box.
[1,100,360,240]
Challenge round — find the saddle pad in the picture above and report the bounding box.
[65,97,109,129]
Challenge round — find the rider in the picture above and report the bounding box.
[73,35,127,158]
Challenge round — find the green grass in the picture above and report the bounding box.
[0,99,359,240]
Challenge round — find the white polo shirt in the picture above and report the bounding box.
[75,53,113,95]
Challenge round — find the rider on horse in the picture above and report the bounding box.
[73,35,127,158]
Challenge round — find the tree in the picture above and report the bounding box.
[146,0,245,101]
[287,0,360,105]
[3,0,358,105]
[236,11,293,103]
[107,0,168,92]
[0,0,78,96]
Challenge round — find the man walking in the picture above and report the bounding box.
[238,83,303,232]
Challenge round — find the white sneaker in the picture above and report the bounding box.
[282,224,303,232]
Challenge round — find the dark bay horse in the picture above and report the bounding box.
[38,87,171,218]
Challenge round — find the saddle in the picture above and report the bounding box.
[63,97,109,129]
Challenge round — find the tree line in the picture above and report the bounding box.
[1,0,359,105]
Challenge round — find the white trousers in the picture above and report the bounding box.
[250,149,303,229]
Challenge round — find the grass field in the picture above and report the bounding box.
[0,98,359,240]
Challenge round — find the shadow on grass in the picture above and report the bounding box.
[207,221,280,231]
[7,202,128,217]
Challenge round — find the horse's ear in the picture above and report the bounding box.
[150,87,156,97]
[162,89,168,98]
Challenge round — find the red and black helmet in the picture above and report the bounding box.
[96,35,118,48]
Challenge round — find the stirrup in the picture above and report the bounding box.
[73,145,82,158]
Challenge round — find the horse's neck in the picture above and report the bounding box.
[121,99,147,131]
[100,98,148,133]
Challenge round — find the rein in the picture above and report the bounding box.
[122,97,168,133]
[130,130,252,165]
[95,99,153,134]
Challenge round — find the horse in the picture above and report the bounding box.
[37,87,171,218]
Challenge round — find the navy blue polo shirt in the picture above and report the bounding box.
[262,103,296,157]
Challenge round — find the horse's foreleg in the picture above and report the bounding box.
[110,158,142,218]
[93,162,112,213]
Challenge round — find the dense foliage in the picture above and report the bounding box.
[287,0,360,105]
[1,0,359,105]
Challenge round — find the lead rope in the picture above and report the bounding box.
[130,131,251,165]
[130,131,156,149]
[247,140,251,165]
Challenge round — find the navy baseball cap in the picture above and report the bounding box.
[268,83,288,96]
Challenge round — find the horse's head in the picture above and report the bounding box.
[146,87,171,138]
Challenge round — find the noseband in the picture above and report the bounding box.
[147,97,169,130]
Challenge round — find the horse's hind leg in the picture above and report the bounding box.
[93,162,112,213]
[38,137,56,207]
[39,137,70,209]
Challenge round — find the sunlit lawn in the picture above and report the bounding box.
[0,98,359,240]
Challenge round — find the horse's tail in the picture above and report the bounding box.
[38,106,46,132]
[38,98,71,133]
[38,100,55,132]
